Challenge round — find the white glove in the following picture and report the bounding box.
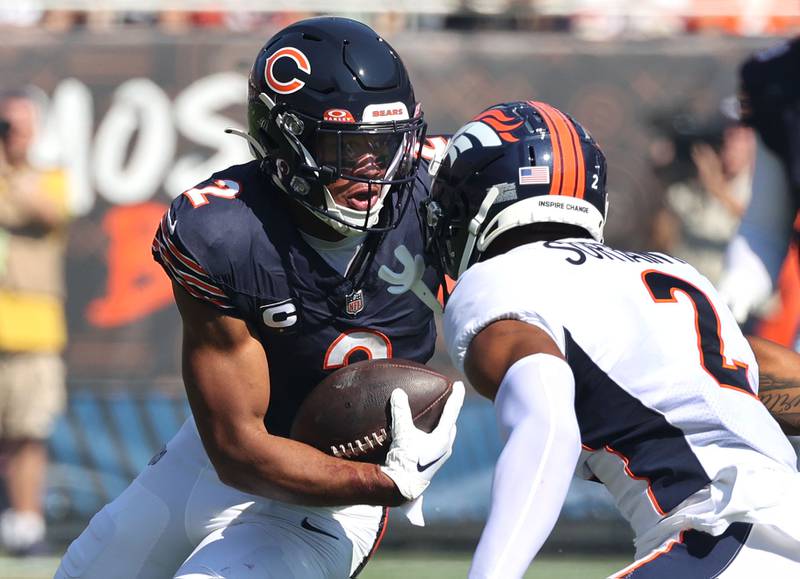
[380,381,465,500]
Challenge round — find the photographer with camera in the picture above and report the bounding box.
[0,88,70,556]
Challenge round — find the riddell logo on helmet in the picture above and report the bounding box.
[323,109,356,123]
[362,102,409,122]
[265,47,311,95]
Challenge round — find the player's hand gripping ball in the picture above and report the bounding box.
[290,359,461,466]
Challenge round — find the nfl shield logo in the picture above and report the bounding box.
[345,289,365,316]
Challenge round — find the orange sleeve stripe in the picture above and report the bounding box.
[179,279,231,310]
[167,271,232,310]
[158,216,210,278]
[165,262,229,309]
[156,240,229,300]
[156,243,231,305]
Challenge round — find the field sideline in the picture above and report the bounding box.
[0,552,629,578]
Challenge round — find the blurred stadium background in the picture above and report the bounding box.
[1,1,799,577]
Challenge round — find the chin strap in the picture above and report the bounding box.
[224,128,266,159]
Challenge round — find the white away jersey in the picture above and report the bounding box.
[444,239,798,544]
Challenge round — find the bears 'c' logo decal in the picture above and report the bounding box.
[265,47,311,95]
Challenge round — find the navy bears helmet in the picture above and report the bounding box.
[739,37,800,195]
[425,100,608,279]
[244,17,427,236]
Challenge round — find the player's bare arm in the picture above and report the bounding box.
[748,335,800,434]
[173,281,405,507]
[465,319,564,397]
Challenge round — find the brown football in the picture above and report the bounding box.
[290,359,454,464]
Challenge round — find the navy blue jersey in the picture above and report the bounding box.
[153,161,439,437]
[740,38,800,197]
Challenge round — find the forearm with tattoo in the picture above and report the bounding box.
[745,335,800,435]
[758,373,800,435]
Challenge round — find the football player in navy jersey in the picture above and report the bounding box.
[426,101,800,578]
[715,38,800,462]
[56,17,462,579]
[718,38,800,327]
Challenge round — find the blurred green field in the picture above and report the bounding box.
[362,552,628,579]
[0,553,628,578]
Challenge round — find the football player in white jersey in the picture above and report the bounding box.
[424,101,800,578]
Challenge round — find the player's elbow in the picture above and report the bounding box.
[205,441,246,489]
[201,425,265,491]
[209,447,277,499]
[557,414,582,463]
[210,451,244,489]
[519,410,581,460]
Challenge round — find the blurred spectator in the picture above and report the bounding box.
[0,1,44,28]
[651,122,754,285]
[40,10,81,32]
[717,38,800,326]
[158,10,192,34]
[0,88,70,556]
[121,11,159,27]
[191,10,226,28]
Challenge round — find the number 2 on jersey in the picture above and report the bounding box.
[642,270,754,396]
[183,179,240,208]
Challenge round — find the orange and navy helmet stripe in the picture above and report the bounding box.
[526,101,586,199]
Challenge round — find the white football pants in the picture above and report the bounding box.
[55,417,386,579]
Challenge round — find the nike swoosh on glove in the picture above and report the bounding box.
[380,381,465,501]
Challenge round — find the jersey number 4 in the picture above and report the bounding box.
[642,270,755,397]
